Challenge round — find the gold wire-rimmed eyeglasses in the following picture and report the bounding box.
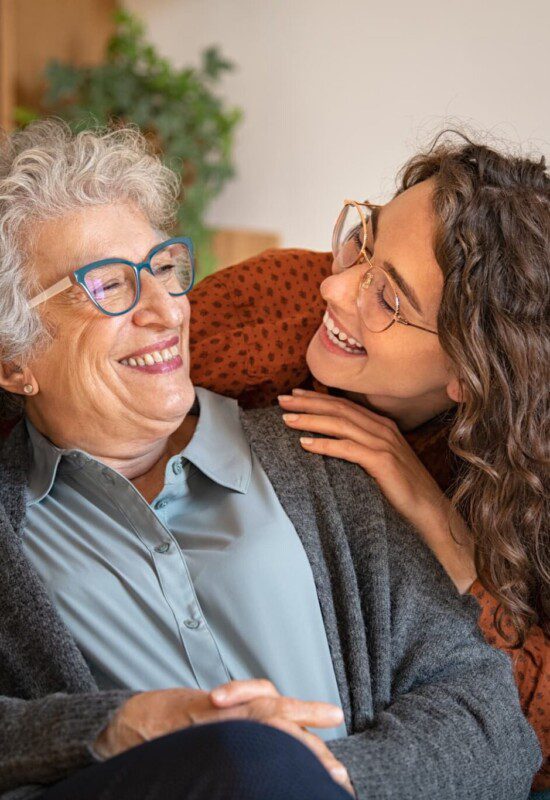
[332,199,438,335]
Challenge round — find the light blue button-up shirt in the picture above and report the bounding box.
[23,387,346,740]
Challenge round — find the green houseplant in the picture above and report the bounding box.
[41,9,242,277]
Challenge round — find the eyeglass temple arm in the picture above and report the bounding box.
[28,276,73,309]
[396,315,438,335]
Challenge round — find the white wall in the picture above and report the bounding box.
[124,0,550,251]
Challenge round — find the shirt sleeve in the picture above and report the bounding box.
[469,579,549,791]
[189,248,331,406]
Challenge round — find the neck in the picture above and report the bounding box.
[26,405,199,481]
[346,388,455,431]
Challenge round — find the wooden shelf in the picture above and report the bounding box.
[0,0,116,129]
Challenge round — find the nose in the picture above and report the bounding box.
[131,268,187,329]
[321,263,364,314]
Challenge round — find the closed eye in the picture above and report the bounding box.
[153,263,176,275]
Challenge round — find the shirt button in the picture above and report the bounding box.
[183,619,201,630]
[172,459,183,476]
[155,541,171,554]
[154,498,169,510]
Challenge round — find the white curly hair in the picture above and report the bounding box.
[0,118,181,365]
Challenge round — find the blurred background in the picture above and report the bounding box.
[1,0,549,277]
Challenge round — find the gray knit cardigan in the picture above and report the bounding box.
[0,407,541,800]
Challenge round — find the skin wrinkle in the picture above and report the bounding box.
[3,202,197,485]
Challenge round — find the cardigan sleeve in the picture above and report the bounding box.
[0,691,134,794]
[469,579,549,792]
[325,475,541,800]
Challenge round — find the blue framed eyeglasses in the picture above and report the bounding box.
[28,237,195,316]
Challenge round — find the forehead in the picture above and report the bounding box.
[30,203,160,284]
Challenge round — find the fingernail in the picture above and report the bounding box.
[282,414,299,422]
[331,766,347,781]
[211,688,226,701]
[292,388,307,395]
[300,437,314,445]
[329,707,344,722]
[278,395,294,402]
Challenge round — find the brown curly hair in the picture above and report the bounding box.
[398,132,549,644]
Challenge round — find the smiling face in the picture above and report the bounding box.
[306,179,456,428]
[18,202,195,456]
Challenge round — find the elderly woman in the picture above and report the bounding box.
[0,121,540,800]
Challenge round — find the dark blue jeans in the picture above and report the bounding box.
[37,720,351,800]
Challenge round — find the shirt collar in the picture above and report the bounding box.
[25,418,66,505]
[181,387,252,494]
[25,387,252,504]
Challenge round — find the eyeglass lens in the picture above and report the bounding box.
[357,266,398,332]
[83,241,193,314]
[332,204,369,271]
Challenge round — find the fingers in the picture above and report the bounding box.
[211,680,344,729]
[282,412,388,452]
[210,678,280,707]
[266,719,351,790]
[298,435,394,480]
[229,695,344,730]
[279,390,401,439]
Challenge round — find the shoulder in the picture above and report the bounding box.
[189,250,331,406]
[241,404,390,520]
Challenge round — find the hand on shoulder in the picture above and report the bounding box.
[279,389,477,593]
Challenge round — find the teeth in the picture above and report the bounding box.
[121,344,180,367]
[323,313,366,354]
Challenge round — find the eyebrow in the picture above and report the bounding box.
[371,206,423,315]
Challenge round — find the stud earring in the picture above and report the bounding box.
[23,384,34,395]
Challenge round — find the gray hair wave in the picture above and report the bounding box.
[0,118,181,365]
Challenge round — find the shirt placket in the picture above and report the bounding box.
[88,456,230,689]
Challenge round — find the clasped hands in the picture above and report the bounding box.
[95,678,354,796]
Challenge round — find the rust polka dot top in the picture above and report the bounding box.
[189,248,549,791]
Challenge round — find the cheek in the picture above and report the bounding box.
[32,310,122,388]
[366,332,449,392]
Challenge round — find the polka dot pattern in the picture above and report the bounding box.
[190,249,331,407]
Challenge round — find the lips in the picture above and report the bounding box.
[118,335,180,362]
[322,309,367,355]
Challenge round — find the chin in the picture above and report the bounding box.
[147,373,195,423]
[306,330,353,391]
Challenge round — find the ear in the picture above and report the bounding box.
[446,375,463,404]
[0,361,38,396]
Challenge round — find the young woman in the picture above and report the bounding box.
[189,133,549,791]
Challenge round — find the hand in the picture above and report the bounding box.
[279,389,476,592]
[210,679,355,796]
[95,681,353,794]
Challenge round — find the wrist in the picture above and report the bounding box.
[93,723,116,760]
[413,499,477,593]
